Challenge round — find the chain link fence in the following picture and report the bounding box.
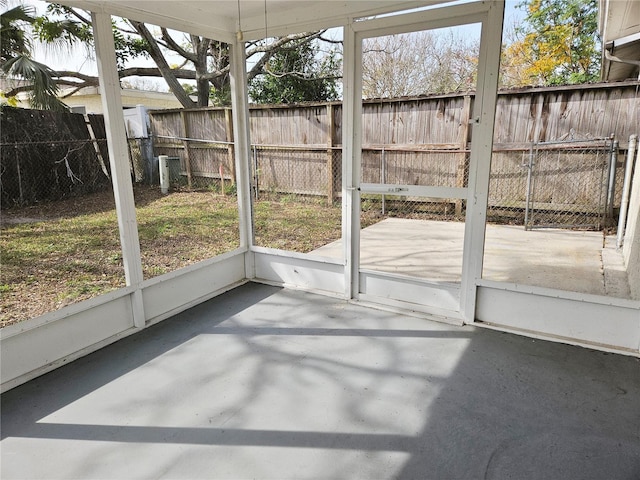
[252,147,343,252]
[1,139,112,208]
[1,105,631,325]
[132,137,240,280]
[154,136,624,234]
[485,147,529,224]
[1,108,135,326]
[152,136,236,193]
[0,108,242,325]
[487,139,621,230]
[360,147,469,221]
[1,107,113,209]
[150,137,344,253]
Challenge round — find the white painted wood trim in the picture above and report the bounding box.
[474,322,640,358]
[239,1,438,40]
[139,248,247,289]
[1,295,134,393]
[0,248,247,338]
[357,294,463,324]
[476,285,640,353]
[92,12,145,327]
[460,1,504,323]
[1,323,139,394]
[54,0,440,43]
[0,286,134,339]
[58,1,236,43]
[229,40,255,281]
[342,23,360,299]
[1,255,247,392]
[359,270,462,321]
[476,278,640,309]
[360,184,467,199]
[359,268,461,288]
[352,1,489,35]
[251,278,348,301]
[352,2,498,320]
[351,298,463,325]
[250,246,344,265]
[253,251,345,296]
[360,271,460,315]
[142,255,246,321]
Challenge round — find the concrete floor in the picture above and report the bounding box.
[313,218,631,298]
[2,283,639,479]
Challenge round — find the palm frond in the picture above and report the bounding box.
[2,54,67,110]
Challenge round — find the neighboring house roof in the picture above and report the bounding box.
[60,86,183,113]
[598,0,640,81]
[1,80,184,112]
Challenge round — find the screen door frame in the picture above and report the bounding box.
[342,1,505,323]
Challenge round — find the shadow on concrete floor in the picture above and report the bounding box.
[2,283,639,479]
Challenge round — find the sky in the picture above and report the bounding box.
[19,0,526,92]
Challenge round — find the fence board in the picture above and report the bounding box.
[146,82,638,225]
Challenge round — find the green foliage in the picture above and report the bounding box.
[2,55,66,110]
[1,4,36,60]
[181,83,231,106]
[502,0,601,86]
[209,85,231,106]
[181,83,195,94]
[0,4,67,110]
[36,5,149,69]
[33,16,91,45]
[3,3,339,109]
[249,39,340,104]
[110,22,150,69]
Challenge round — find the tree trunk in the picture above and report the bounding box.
[132,21,196,108]
[192,35,210,107]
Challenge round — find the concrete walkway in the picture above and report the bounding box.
[312,218,631,298]
[2,283,639,479]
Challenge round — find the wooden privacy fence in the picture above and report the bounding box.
[148,81,638,225]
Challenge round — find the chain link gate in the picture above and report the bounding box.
[523,138,615,230]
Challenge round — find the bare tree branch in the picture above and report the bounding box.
[160,27,196,62]
[11,5,339,108]
[130,20,196,108]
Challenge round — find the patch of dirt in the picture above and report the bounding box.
[1,216,47,225]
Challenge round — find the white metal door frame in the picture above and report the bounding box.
[342,1,505,320]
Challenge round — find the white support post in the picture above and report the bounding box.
[342,23,361,299]
[229,38,255,279]
[460,1,505,323]
[92,12,145,328]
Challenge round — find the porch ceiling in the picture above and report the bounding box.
[48,0,451,42]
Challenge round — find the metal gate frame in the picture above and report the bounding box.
[524,137,616,230]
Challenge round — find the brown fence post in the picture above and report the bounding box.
[455,95,472,216]
[225,108,236,186]
[179,110,193,189]
[327,103,335,205]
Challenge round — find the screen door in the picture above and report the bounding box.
[349,2,503,320]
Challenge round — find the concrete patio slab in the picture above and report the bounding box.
[312,218,630,298]
[2,283,639,479]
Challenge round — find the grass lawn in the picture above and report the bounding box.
[1,185,354,327]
